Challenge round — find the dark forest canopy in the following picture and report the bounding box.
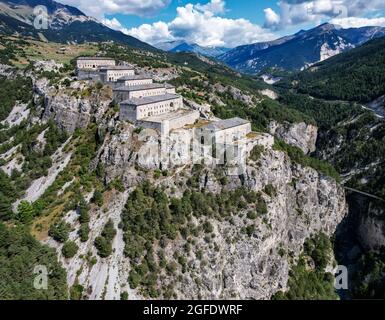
[284,36,385,103]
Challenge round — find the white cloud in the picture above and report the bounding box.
[264,0,385,30]
[264,8,281,28]
[127,21,174,44]
[196,0,226,15]
[330,16,385,28]
[61,0,171,19]
[125,1,275,48]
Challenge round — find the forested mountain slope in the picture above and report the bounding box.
[218,23,385,75]
[275,41,385,298]
[291,36,385,102]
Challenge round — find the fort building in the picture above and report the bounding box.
[113,83,176,102]
[190,118,251,169]
[138,109,200,136]
[120,94,198,135]
[76,57,116,70]
[120,94,183,122]
[200,117,252,144]
[116,75,153,87]
[99,66,135,82]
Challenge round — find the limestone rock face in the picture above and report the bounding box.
[94,127,347,300]
[98,122,139,184]
[212,83,254,105]
[169,148,347,299]
[43,94,92,133]
[0,64,12,76]
[34,60,63,72]
[269,121,318,154]
[42,85,111,133]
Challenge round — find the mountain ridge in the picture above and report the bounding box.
[0,0,156,51]
[155,40,230,57]
[218,23,385,74]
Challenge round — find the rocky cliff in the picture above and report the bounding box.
[54,122,347,300]
[1,57,348,300]
[269,121,318,154]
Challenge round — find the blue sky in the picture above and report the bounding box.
[108,0,278,29]
[62,0,385,47]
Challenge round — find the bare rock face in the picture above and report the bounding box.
[269,121,318,154]
[34,60,63,72]
[260,89,278,100]
[42,85,111,133]
[212,83,254,105]
[165,148,347,299]
[43,94,92,133]
[0,64,12,76]
[98,122,139,184]
[91,128,347,300]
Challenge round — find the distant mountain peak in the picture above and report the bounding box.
[0,0,155,51]
[317,22,337,30]
[154,40,230,58]
[218,23,385,74]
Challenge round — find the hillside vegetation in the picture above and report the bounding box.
[290,36,385,102]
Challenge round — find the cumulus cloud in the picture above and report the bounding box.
[264,0,385,30]
[124,1,275,48]
[126,21,174,44]
[330,16,385,28]
[61,0,171,19]
[264,8,281,28]
[195,0,226,15]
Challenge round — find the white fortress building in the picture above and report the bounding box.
[76,57,115,70]
[201,118,251,144]
[113,83,176,102]
[99,66,135,82]
[76,56,257,170]
[119,93,199,135]
[116,75,153,87]
[120,94,183,122]
[194,118,252,168]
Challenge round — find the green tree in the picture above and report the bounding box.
[49,220,71,243]
[92,190,104,207]
[0,222,68,299]
[70,283,84,300]
[16,201,35,224]
[94,236,112,258]
[62,241,79,259]
[78,223,90,242]
[78,197,89,224]
[0,193,12,221]
[102,219,116,241]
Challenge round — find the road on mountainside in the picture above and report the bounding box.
[344,187,385,202]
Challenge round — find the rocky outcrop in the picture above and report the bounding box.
[212,83,255,105]
[0,64,12,76]
[260,89,278,100]
[89,125,347,300]
[42,83,112,133]
[43,94,92,133]
[34,60,63,72]
[160,148,347,299]
[269,121,318,154]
